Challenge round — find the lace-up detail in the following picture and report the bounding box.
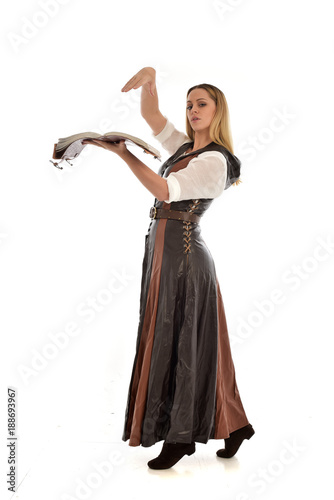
[183,199,201,254]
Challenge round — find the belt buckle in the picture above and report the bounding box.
[150,206,157,219]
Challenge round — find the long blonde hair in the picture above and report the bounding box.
[186,84,241,187]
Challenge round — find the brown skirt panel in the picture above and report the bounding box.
[125,217,168,446]
[214,279,249,439]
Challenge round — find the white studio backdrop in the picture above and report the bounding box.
[1,0,334,499]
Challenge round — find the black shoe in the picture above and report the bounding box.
[216,424,255,458]
[148,441,196,470]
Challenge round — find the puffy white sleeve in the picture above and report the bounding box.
[152,116,191,155]
[164,151,227,203]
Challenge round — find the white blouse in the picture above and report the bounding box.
[152,117,227,203]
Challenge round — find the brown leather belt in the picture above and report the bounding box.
[149,206,201,224]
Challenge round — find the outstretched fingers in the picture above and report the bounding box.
[122,77,144,92]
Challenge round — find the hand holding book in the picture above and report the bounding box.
[81,137,128,155]
[50,131,161,169]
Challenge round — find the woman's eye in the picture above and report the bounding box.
[186,103,206,110]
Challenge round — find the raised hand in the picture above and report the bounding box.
[121,67,156,97]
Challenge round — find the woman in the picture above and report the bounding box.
[82,66,255,470]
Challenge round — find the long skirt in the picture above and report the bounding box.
[122,192,250,447]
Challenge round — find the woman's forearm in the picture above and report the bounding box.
[141,82,159,118]
[122,67,166,135]
[118,149,169,202]
[141,84,167,135]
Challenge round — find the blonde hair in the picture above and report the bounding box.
[186,84,242,187]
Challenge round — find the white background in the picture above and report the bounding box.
[1,0,334,499]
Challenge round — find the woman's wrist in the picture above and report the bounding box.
[117,148,134,162]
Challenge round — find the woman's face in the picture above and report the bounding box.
[186,88,216,133]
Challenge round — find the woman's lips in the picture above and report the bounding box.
[192,117,200,122]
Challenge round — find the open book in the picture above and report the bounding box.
[50,131,162,169]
